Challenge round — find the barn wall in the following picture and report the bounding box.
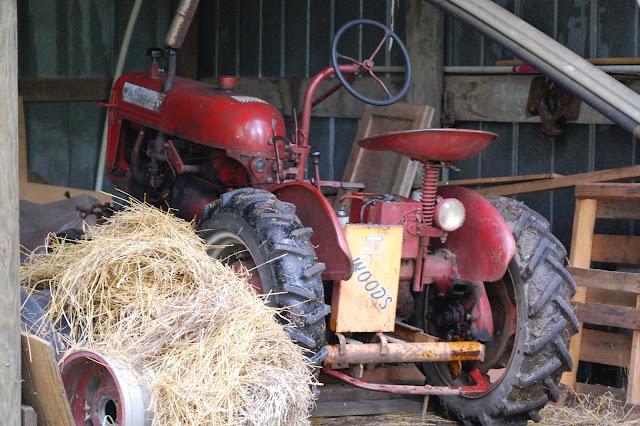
[17,0,640,250]
[18,0,171,190]
[197,0,405,182]
[444,0,640,248]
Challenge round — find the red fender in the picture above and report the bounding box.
[272,182,353,280]
[437,186,515,282]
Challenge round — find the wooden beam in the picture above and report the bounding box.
[406,0,443,126]
[476,165,640,196]
[591,234,640,265]
[561,197,596,389]
[579,329,631,368]
[573,302,640,330]
[0,0,20,421]
[19,78,112,102]
[568,267,640,294]
[17,74,640,126]
[444,74,640,124]
[575,183,640,200]
[437,173,561,188]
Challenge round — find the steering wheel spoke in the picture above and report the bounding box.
[367,34,389,63]
[367,69,391,97]
[331,19,412,106]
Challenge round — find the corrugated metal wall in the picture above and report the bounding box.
[18,0,171,190]
[197,0,406,183]
[18,0,640,248]
[445,0,640,248]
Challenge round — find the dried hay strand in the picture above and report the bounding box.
[20,199,315,425]
[539,391,640,425]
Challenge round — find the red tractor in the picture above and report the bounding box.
[102,4,577,425]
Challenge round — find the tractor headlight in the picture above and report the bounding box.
[434,198,466,232]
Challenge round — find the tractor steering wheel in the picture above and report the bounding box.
[331,19,412,106]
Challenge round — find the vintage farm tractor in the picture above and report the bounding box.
[94,2,578,425]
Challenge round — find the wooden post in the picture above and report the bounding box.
[560,198,597,388]
[0,0,21,422]
[405,0,444,126]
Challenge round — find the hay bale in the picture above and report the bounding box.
[21,198,315,425]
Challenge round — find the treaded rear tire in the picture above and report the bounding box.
[419,196,578,425]
[197,188,330,362]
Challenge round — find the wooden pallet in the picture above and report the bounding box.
[334,102,434,208]
[560,183,640,403]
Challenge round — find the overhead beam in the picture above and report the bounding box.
[17,74,640,125]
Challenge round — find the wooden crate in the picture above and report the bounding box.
[561,183,640,403]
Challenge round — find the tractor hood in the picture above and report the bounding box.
[110,72,286,155]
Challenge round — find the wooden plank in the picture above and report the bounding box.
[591,234,640,265]
[580,329,631,368]
[18,74,640,125]
[335,103,434,206]
[476,165,640,197]
[443,74,620,125]
[561,198,597,389]
[21,333,73,426]
[574,382,626,401]
[573,302,640,329]
[19,78,112,102]
[0,2,21,420]
[437,173,561,188]
[311,398,422,417]
[569,267,640,294]
[19,182,112,204]
[629,293,640,404]
[597,199,640,220]
[575,183,640,201]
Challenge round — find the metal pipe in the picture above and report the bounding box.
[165,0,201,49]
[454,0,640,118]
[324,341,485,364]
[425,0,640,137]
[444,65,640,74]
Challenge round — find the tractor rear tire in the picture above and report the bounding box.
[197,188,330,364]
[418,196,578,425]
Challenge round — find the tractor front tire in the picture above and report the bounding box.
[197,188,330,364]
[419,196,578,425]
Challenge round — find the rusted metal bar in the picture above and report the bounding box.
[322,366,490,396]
[324,341,484,365]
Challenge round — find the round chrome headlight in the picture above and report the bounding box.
[434,198,466,232]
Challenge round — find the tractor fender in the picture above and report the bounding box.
[437,186,516,282]
[272,181,353,281]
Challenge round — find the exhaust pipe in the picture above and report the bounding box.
[165,0,200,49]
[163,0,200,92]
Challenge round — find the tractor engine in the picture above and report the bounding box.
[105,56,290,220]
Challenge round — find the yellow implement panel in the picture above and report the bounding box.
[331,224,403,333]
